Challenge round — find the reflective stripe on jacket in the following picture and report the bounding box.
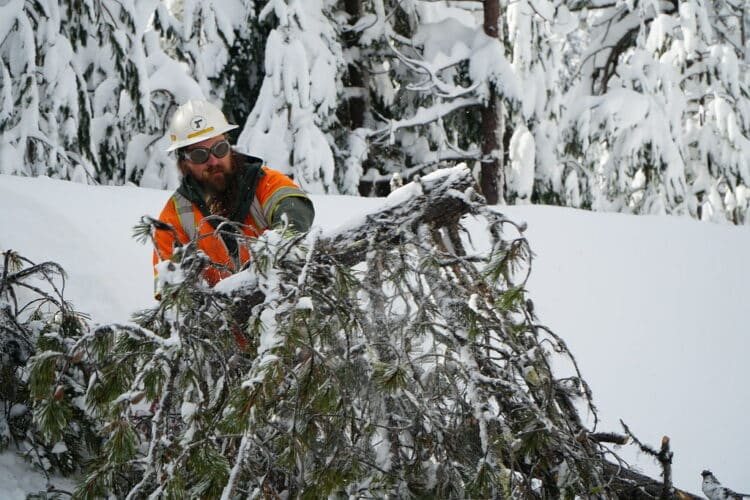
[153,154,313,288]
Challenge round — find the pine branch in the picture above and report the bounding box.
[586,432,628,445]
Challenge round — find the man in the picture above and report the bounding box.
[153,100,314,289]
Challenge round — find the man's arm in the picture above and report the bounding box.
[257,167,315,233]
[271,196,315,232]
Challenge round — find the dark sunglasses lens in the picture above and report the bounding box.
[182,140,229,163]
[186,148,210,163]
[212,140,230,158]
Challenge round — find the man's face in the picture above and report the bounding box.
[180,135,233,193]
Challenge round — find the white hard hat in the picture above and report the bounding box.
[165,100,238,152]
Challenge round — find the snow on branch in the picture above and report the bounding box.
[369,97,481,144]
[319,166,479,265]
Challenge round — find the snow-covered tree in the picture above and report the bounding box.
[502,0,581,207]
[344,1,497,196]
[153,0,269,129]
[561,0,750,223]
[0,1,93,181]
[236,0,345,194]
[0,0,203,188]
[330,0,579,207]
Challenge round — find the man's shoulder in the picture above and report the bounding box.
[157,192,181,220]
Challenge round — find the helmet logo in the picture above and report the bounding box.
[191,116,206,131]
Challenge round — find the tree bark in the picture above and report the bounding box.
[343,0,366,130]
[601,461,702,499]
[483,0,500,37]
[480,0,504,205]
[481,85,504,205]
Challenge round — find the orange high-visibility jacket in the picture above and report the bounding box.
[153,154,313,288]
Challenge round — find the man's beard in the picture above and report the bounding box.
[203,165,239,217]
[201,162,232,193]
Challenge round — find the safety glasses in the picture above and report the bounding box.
[180,140,231,164]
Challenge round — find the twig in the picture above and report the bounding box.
[620,420,674,499]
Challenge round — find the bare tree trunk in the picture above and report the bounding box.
[344,0,366,130]
[480,0,505,205]
[481,86,504,205]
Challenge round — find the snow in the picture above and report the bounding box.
[508,124,536,201]
[50,442,68,455]
[414,18,474,67]
[0,175,163,322]
[0,451,74,498]
[499,205,750,491]
[2,174,749,495]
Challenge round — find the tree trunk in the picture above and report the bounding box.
[343,0,366,130]
[321,166,477,266]
[480,0,504,205]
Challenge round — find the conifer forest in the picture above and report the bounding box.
[3,0,750,223]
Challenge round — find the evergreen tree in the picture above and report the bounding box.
[0,0,202,187]
[235,0,345,194]
[342,1,495,196]
[25,167,695,498]
[330,0,575,206]
[0,250,97,485]
[152,0,269,130]
[561,0,750,223]
[1,1,92,180]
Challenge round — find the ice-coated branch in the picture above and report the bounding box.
[318,166,480,266]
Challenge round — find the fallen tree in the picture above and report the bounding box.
[19,165,702,498]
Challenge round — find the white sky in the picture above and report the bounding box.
[2,173,748,497]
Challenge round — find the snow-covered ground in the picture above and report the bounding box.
[2,173,748,496]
